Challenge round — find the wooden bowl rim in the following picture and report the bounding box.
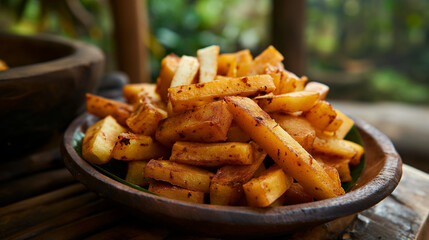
[0,33,103,81]
[62,113,402,227]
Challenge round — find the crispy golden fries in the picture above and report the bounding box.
[210,142,266,205]
[170,55,199,88]
[217,53,237,77]
[324,115,344,132]
[243,164,293,207]
[224,96,345,200]
[235,49,253,77]
[156,54,180,102]
[111,133,167,161]
[345,141,365,166]
[126,100,167,136]
[304,82,329,100]
[315,155,352,182]
[334,110,355,139]
[304,100,338,131]
[125,161,151,187]
[149,180,205,204]
[85,93,133,126]
[81,45,364,207]
[256,91,320,113]
[271,113,316,151]
[123,83,161,104]
[226,121,251,142]
[155,100,233,146]
[82,116,126,165]
[249,45,284,75]
[170,142,253,167]
[145,159,214,193]
[168,75,275,113]
[312,136,358,159]
[197,45,219,83]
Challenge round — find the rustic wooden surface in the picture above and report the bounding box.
[0,148,427,239]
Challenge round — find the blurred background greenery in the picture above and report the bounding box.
[1,0,428,104]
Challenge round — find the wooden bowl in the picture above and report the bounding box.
[62,113,402,237]
[0,33,103,157]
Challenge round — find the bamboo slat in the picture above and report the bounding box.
[4,199,110,240]
[31,209,124,240]
[0,191,97,238]
[85,221,169,240]
[0,168,75,206]
[0,183,85,216]
[0,149,61,182]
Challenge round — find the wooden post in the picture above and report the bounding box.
[110,0,150,83]
[271,0,306,76]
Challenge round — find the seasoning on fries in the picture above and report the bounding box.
[82,45,364,207]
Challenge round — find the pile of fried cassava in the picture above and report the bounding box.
[82,45,364,207]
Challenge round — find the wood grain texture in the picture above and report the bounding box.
[62,113,402,237]
[4,199,109,240]
[0,168,75,206]
[341,165,429,240]
[0,191,97,238]
[85,221,169,240]
[0,183,85,216]
[31,209,124,240]
[0,149,61,182]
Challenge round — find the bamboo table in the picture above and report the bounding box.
[1,147,428,240]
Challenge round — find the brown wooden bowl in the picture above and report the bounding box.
[0,33,104,157]
[61,113,402,237]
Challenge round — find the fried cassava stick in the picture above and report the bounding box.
[224,96,345,200]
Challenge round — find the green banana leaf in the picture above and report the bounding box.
[342,125,366,192]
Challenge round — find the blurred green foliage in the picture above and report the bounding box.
[0,0,111,42]
[148,0,269,54]
[146,0,271,80]
[307,0,429,104]
[369,68,429,103]
[1,0,428,104]
[0,0,270,82]
[0,0,114,66]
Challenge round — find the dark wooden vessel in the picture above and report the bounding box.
[62,113,402,237]
[0,33,104,157]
